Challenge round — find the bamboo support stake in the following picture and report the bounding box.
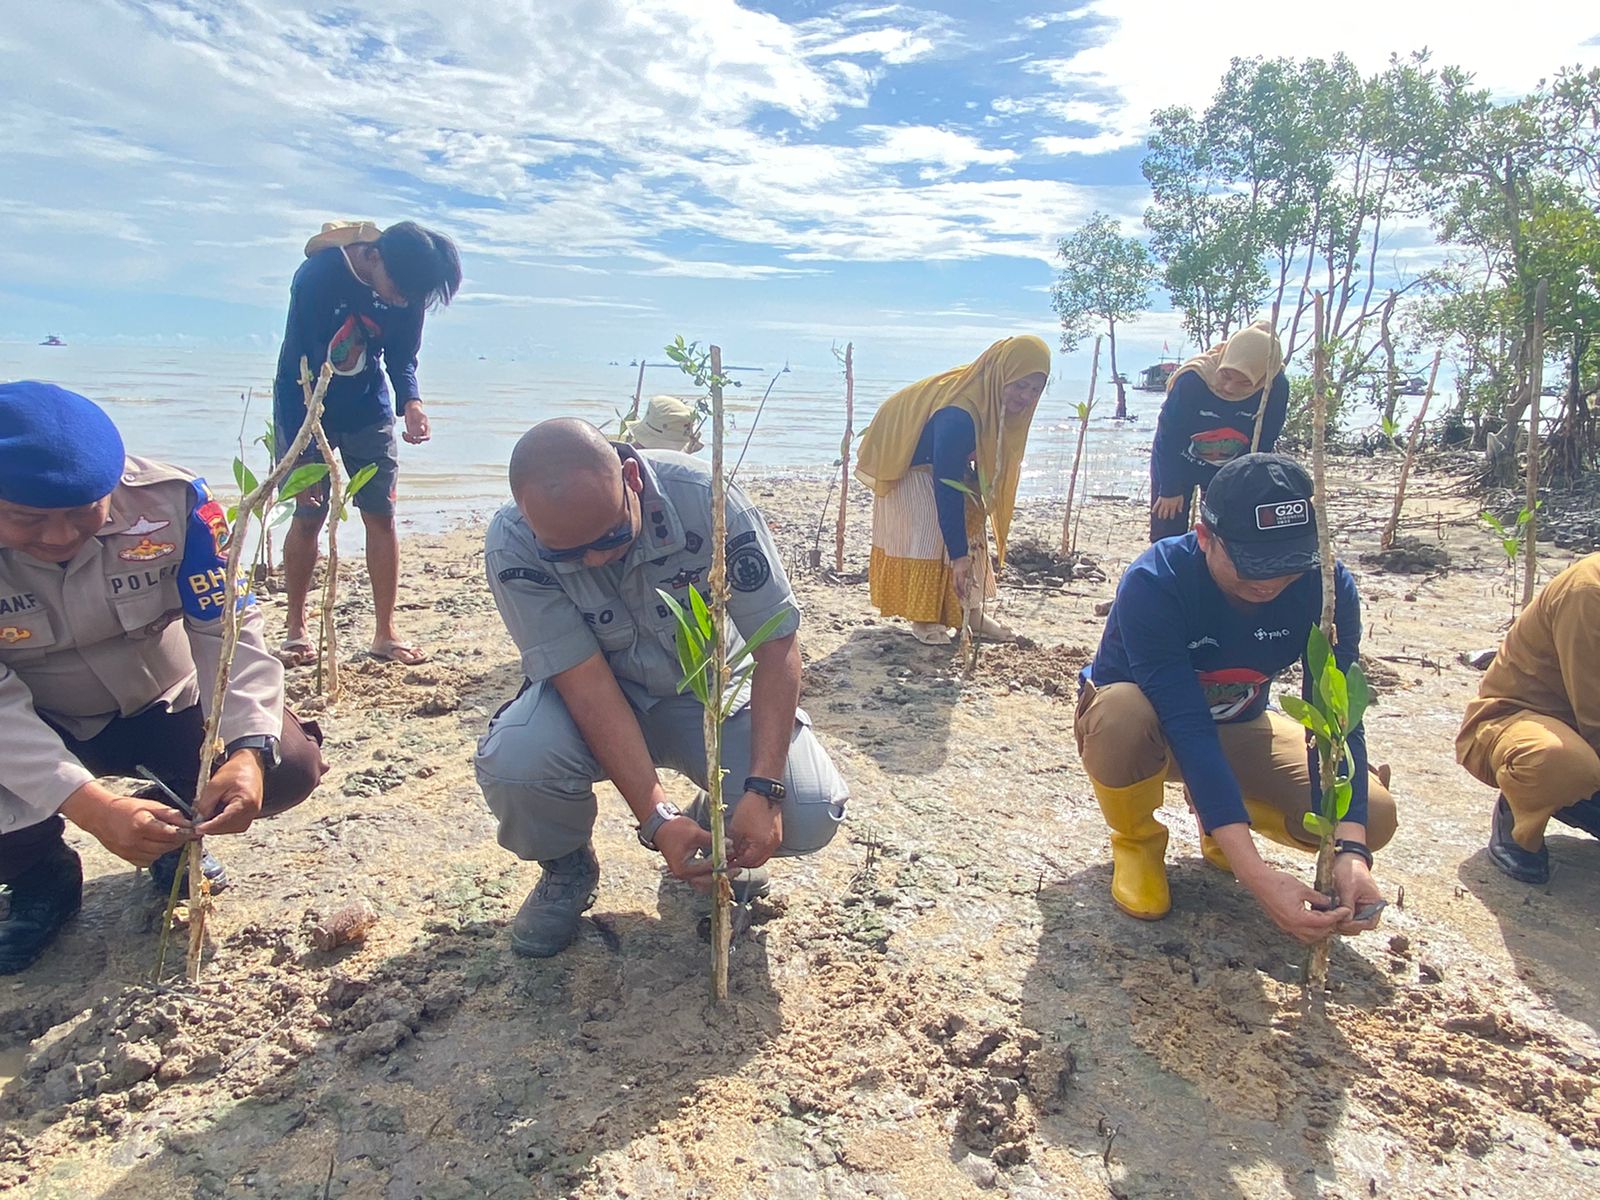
[834,343,854,574]
[1523,280,1547,607]
[185,362,334,980]
[1379,350,1443,550]
[1307,293,1336,1000]
[304,376,344,701]
[706,345,732,1003]
[1062,337,1100,555]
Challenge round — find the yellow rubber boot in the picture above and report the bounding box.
[1200,833,1232,872]
[1201,798,1314,872]
[1090,773,1171,919]
[1244,798,1315,852]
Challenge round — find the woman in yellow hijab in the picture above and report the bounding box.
[1149,320,1287,542]
[857,335,1051,644]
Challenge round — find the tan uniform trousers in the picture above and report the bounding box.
[1075,680,1398,849]
[1457,709,1600,849]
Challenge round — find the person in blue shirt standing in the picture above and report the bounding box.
[272,221,461,667]
[1076,453,1396,944]
[1149,321,1289,542]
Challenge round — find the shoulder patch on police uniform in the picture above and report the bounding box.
[684,530,704,554]
[498,566,558,587]
[728,544,772,593]
[726,529,758,552]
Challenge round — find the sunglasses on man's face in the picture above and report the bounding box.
[536,489,635,562]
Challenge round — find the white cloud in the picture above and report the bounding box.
[806,29,935,64]
[455,293,659,311]
[1024,0,1600,155]
[859,124,1019,177]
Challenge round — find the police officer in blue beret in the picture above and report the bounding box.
[0,382,326,973]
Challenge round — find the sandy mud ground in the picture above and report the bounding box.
[2,451,1597,1199]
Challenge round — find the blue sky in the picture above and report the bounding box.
[3,1,1597,378]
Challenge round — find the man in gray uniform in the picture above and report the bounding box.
[0,381,327,973]
[475,418,847,956]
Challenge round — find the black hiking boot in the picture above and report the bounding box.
[0,844,83,974]
[511,842,600,958]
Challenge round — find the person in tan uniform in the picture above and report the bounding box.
[1458,553,1600,884]
[0,382,327,973]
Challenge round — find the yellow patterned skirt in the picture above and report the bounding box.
[868,467,994,627]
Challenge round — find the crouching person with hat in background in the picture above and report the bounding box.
[474,418,848,958]
[0,382,328,973]
[1074,453,1397,944]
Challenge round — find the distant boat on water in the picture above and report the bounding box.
[1136,361,1179,391]
[40,334,65,346]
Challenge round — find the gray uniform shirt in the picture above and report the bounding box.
[483,447,799,710]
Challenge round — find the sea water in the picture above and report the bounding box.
[2,341,1185,536]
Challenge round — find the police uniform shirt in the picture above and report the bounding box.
[484,446,799,709]
[0,457,284,832]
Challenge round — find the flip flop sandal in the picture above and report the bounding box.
[276,637,316,667]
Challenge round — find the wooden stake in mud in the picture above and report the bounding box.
[1379,350,1443,551]
[706,345,732,1003]
[1062,336,1100,556]
[183,363,335,980]
[1523,280,1548,607]
[1306,293,1337,999]
[627,358,647,429]
[835,342,854,574]
[302,365,344,701]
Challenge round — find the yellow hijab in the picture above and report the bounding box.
[1167,319,1284,399]
[856,335,1051,566]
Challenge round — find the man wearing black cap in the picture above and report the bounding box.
[0,381,327,973]
[1074,453,1395,943]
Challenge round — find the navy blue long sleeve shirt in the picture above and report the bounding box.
[910,407,977,561]
[1084,534,1370,832]
[1151,370,1289,498]
[272,247,424,436]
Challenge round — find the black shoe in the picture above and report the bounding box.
[1553,793,1600,840]
[150,846,229,897]
[1487,795,1550,885]
[0,846,83,974]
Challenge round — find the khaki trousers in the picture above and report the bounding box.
[1457,708,1600,849]
[1075,680,1397,849]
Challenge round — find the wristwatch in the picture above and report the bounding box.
[1333,838,1373,869]
[637,800,683,851]
[743,776,786,806]
[224,734,280,773]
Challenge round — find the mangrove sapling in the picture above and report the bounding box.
[659,340,741,1001]
[663,335,739,450]
[730,371,783,482]
[1379,350,1443,551]
[1303,290,1340,999]
[1277,627,1371,999]
[656,582,792,997]
[1061,336,1100,556]
[181,361,335,981]
[296,358,379,701]
[1479,505,1540,622]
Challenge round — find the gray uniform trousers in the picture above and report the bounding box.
[474,682,848,862]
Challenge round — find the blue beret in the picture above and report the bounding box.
[0,381,126,509]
